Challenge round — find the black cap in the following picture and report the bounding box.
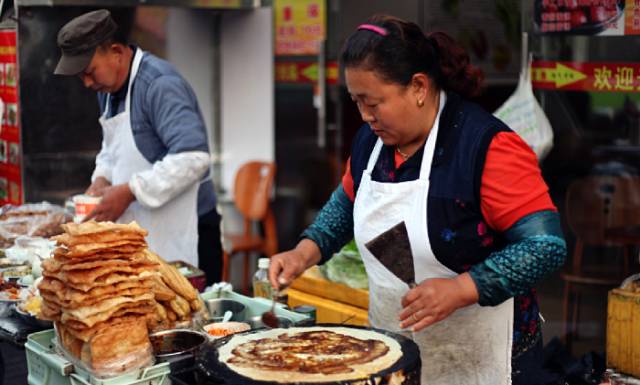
[54,9,118,76]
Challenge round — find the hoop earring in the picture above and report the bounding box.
[417,99,424,107]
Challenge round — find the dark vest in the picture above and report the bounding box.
[350,92,540,355]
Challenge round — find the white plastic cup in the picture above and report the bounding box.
[72,194,102,223]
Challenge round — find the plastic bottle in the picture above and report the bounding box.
[253,258,272,299]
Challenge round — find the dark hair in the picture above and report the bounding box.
[97,29,128,50]
[341,15,483,98]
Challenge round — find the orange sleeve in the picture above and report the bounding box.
[480,132,557,232]
[341,157,355,202]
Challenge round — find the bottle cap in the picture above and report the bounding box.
[258,258,270,269]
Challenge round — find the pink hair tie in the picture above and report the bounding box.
[357,24,388,36]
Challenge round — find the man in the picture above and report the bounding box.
[54,9,223,284]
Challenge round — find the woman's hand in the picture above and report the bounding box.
[399,273,479,332]
[268,239,322,290]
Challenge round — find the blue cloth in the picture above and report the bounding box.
[97,48,216,216]
[469,211,566,306]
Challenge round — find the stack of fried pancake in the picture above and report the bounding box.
[38,221,160,374]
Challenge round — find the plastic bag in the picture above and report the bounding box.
[0,202,72,248]
[494,55,554,161]
[319,240,369,290]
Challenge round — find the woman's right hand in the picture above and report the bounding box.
[268,239,322,290]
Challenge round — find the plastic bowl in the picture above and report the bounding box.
[203,321,250,340]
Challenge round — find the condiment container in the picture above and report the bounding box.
[72,194,102,223]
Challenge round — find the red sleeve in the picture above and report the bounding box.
[480,132,557,232]
[341,157,355,202]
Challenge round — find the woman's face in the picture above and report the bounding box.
[345,67,425,147]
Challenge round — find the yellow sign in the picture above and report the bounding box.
[531,63,587,88]
[275,61,338,84]
[274,0,325,55]
[0,46,16,56]
[193,0,242,7]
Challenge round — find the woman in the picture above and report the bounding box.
[269,15,566,385]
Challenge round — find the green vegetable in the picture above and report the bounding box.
[319,240,368,290]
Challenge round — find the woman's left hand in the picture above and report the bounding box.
[399,273,479,332]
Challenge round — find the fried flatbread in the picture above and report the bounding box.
[42,257,62,273]
[61,221,147,237]
[57,322,85,358]
[53,247,148,260]
[62,300,156,328]
[85,317,152,374]
[40,301,62,320]
[56,271,157,292]
[52,232,146,247]
[64,315,147,342]
[63,293,155,320]
[39,277,153,304]
[61,263,157,284]
[41,285,151,310]
[59,254,155,271]
[63,240,146,257]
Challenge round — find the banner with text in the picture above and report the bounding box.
[0,30,21,205]
[534,0,640,36]
[274,0,325,55]
[532,60,640,92]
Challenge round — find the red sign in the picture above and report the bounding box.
[531,60,640,92]
[0,30,21,205]
[275,61,338,85]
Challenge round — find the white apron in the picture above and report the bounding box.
[353,92,514,385]
[99,48,199,266]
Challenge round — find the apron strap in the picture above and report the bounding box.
[417,91,446,181]
[101,48,144,119]
[364,138,384,174]
[125,48,144,114]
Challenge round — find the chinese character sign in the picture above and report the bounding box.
[275,61,338,84]
[275,0,326,55]
[534,0,640,35]
[531,60,640,92]
[0,30,21,205]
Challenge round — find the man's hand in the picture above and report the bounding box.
[84,183,135,222]
[85,177,111,197]
[398,273,479,332]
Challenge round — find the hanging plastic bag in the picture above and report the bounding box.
[494,55,554,161]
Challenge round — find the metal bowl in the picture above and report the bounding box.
[149,329,207,359]
[13,306,52,329]
[0,300,16,318]
[247,315,293,329]
[205,299,246,322]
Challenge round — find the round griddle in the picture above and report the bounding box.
[195,324,421,385]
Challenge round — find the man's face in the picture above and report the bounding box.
[78,45,123,93]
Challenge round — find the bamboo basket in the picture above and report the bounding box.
[607,287,640,376]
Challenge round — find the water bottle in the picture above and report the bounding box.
[253,258,272,299]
